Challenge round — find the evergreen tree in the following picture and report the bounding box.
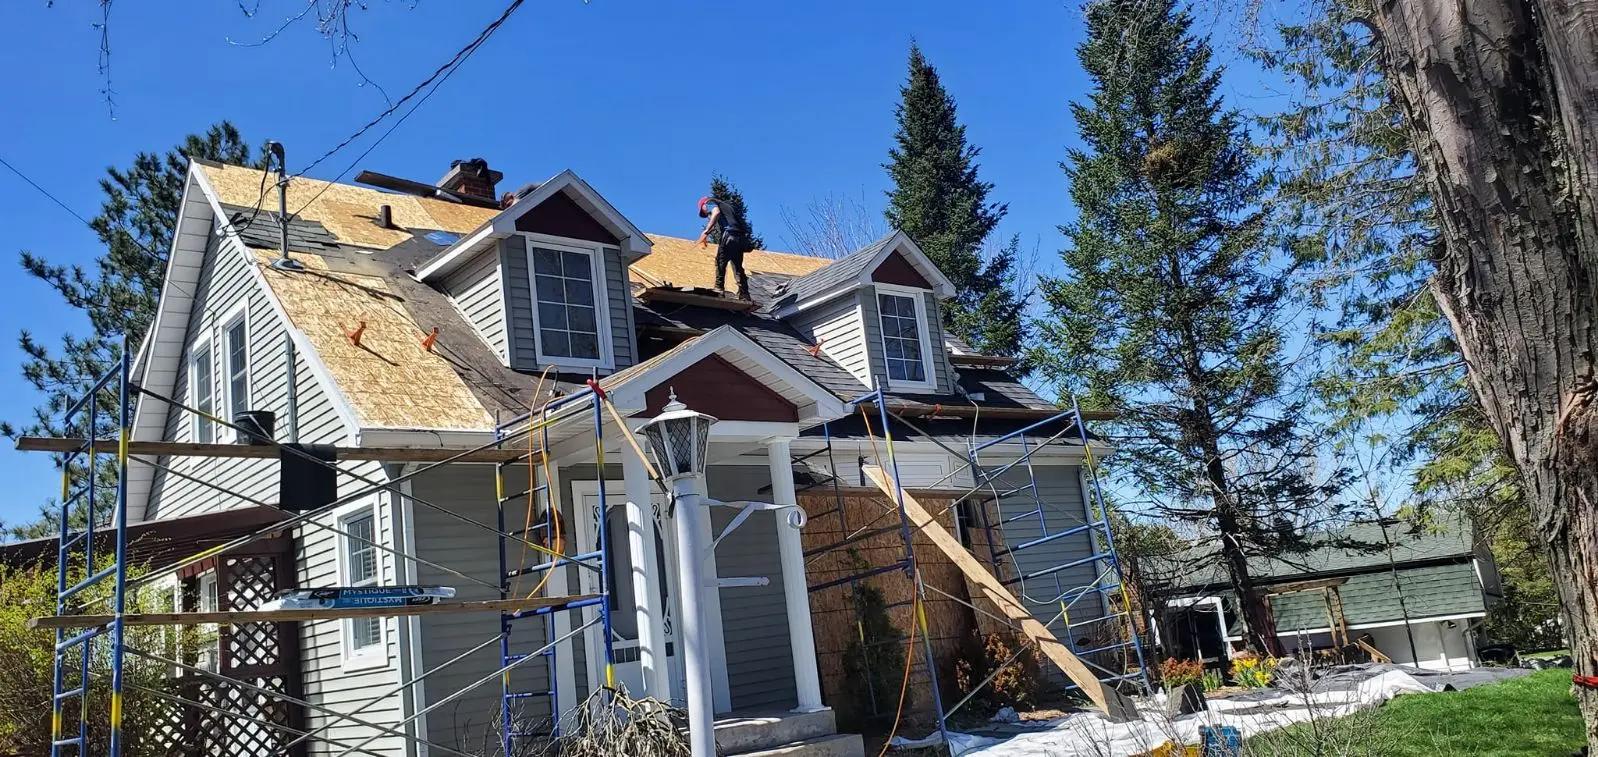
[1033,0,1347,654]
[884,44,1028,361]
[708,173,764,250]
[2,123,255,539]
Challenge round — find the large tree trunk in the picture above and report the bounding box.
[1370,0,1598,744]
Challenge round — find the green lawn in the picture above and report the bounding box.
[1247,668,1585,756]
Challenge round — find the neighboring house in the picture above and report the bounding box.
[1156,521,1502,672]
[24,158,1115,756]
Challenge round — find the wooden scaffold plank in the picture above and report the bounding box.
[29,595,596,629]
[15,436,539,464]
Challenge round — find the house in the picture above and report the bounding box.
[32,157,1129,756]
[1154,520,1502,672]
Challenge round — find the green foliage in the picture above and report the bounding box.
[1230,653,1278,688]
[3,123,256,540]
[1201,668,1225,692]
[0,557,185,755]
[707,173,763,250]
[840,583,910,724]
[884,44,1028,361]
[1159,657,1204,688]
[1033,0,1347,651]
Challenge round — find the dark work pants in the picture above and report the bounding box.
[715,234,753,299]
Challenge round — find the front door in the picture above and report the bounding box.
[573,481,684,703]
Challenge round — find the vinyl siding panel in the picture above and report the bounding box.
[706,465,797,711]
[923,293,955,394]
[502,235,635,374]
[791,293,872,388]
[859,291,888,389]
[145,231,348,519]
[441,249,508,361]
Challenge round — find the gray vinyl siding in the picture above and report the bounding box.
[145,231,348,519]
[706,465,798,711]
[410,463,555,752]
[923,292,955,394]
[500,235,635,375]
[977,463,1104,667]
[441,249,508,360]
[790,293,872,389]
[860,292,888,389]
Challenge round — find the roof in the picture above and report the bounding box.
[630,234,830,291]
[768,230,957,313]
[1264,562,1488,631]
[1161,519,1478,593]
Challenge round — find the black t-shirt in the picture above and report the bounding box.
[712,201,750,239]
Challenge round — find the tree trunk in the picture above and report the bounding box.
[1370,0,1598,744]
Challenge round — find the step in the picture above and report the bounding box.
[735,733,866,757]
[715,708,838,754]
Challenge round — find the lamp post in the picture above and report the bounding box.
[639,391,718,757]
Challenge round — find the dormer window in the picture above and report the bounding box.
[875,284,935,391]
[528,235,612,369]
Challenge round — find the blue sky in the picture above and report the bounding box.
[0,1,1283,527]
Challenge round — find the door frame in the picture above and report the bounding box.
[570,479,685,703]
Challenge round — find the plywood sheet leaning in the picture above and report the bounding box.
[861,465,1138,721]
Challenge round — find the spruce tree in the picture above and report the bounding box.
[1033,0,1346,654]
[884,44,1028,361]
[3,123,255,538]
[708,173,763,250]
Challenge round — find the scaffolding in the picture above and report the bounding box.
[29,344,624,757]
[799,389,1152,743]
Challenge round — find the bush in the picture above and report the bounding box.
[1231,652,1279,689]
[953,630,1046,718]
[1159,657,1204,689]
[841,583,911,723]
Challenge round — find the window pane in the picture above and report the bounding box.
[568,305,596,332]
[193,351,214,442]
[562,251,591,279]
[541,330,571,357]
[535,274,565,302]
[538,302,569,329]
[564,278,594,306]
[345,514,376,583]
[353,617,381,650]
[532,248,561,274]
[228,319,249,416]
[569,332,599,359]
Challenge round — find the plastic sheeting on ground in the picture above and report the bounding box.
[898,666,1447,756]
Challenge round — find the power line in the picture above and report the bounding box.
[0,155,95,227]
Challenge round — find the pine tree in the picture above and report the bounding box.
[884,44,1028,361]
[1033,0,1347,654]
[708,173,764,250]
[2,123,255,539]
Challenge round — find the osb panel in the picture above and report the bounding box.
[631,234,830,290]
[798,492,984,723]
[252,247,494,430]
[199,163,497,249]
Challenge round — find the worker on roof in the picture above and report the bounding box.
[696,195,752,300]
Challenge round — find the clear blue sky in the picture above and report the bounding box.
[0,1,1282,527]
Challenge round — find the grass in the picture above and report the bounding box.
[1247,668,1585,756]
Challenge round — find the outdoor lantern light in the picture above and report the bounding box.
[640,389,717,480]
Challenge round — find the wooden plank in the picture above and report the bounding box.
[15,436,539,464]
[29,595,595,629]
[860,465,1136,719]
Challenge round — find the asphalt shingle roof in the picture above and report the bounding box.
[1263,561,1487,631]
[768,233,896,310]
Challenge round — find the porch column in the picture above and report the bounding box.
[767,437,824,712]
[623,435,671,700]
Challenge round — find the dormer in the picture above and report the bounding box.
[773,231,959,395]
[415,170,650,375]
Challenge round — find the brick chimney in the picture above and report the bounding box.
[437,158,502,202]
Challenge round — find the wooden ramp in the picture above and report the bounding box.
[30,596,594,630]
[861,466,1137,720]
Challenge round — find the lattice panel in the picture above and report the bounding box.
[143,678,297,755]
[223,556,283,671]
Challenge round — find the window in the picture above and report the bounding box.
[340,509,383,660]
[528,239,609,367]
[196,571,220,672]
[876,289,931,387]
[190,338,215,443]
[223,309,250,422]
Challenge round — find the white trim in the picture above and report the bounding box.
[187,330,216,444]
[1219,611,1489,640]
[772,230,959,317]
[523,233,615,372]
[335,497,391,671]
[872,283,937,392]
[550,464,579,731]
[218,299,252,442]
[394,473,430,757]
[414,170,652,282]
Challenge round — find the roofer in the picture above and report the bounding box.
[696,195,752,300]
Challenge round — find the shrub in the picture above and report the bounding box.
[1159,657,1204,688]
[953,630,1046,718]
[841,583,911,722]
[1201,668,1226,692]
[1231,652,1279,689]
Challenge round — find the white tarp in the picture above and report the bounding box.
[900,669,1437,756]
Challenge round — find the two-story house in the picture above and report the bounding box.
[112,157,1122,756]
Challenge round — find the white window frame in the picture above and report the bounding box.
[188,333,216,444]
[219,301,252,442]
[335,498,389,671]
[873,283,937,392]
[196,571,220,673]
[524,233,615,372]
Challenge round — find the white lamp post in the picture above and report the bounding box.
[639,390,718,757]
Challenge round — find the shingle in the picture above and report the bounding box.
[769,233,896,310]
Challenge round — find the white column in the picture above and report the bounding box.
[767,437,824,712]
[671,476,717,757]
[623,440,670,700]
[693,475,733,713]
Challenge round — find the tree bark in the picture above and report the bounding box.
[1370,0,1598,744]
